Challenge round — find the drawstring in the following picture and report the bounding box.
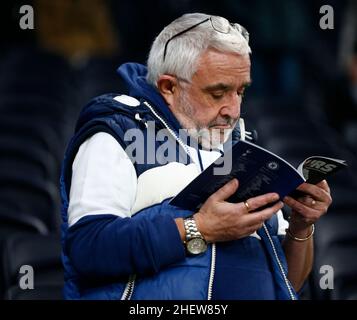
[245,130,258,142]
[239,118,258,142]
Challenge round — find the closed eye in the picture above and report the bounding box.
[211,91,225,100]
[203,83,230,100]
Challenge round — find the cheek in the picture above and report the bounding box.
[191,104,218,127]
[189,94,220,124]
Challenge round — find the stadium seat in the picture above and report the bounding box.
[0,175,60,234]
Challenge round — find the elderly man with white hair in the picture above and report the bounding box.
[60,13,332,300]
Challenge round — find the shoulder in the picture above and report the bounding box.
[77,132,121,153]
[73,132,126,169]
[70,92,154,162]
[112,94,141,107]
[80,93,154,132]
[88,93,146,114]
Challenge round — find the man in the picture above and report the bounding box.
[60,13,332,299]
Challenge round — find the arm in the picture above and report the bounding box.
[282,223,314,291]
[283,180,332,291]
[66,207,186,279]
[65,132,187,278]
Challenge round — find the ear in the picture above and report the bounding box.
[157,75,179,106]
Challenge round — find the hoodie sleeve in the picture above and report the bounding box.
[65,210,186,278]
[65,132,187,278]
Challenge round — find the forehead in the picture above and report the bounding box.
[192,49,251,86]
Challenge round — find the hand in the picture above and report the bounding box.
[194,179,284,242]
[283,180,332,233]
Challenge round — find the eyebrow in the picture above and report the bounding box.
[203,81,252,92]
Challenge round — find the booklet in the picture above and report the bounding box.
[169,140,347,211]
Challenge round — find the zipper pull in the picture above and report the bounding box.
[135,113,148,128]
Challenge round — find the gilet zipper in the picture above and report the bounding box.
[262,224,296,300]
[143,101,191,156]
[121,274,136,300]
[207,243,216,300]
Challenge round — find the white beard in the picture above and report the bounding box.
[173,91,236,149]
[187,127,233,150]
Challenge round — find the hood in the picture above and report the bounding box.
[117,62,182,134]
[74,62,182,134]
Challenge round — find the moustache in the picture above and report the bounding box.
[208,117,238,128]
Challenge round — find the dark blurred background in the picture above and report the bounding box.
[0,0,356,300]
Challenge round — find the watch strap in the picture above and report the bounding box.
[183,216,204,241]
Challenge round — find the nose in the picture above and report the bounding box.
[219,94,241,120]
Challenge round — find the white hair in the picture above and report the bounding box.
[146,13,251,87]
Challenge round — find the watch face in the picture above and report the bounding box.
[187,238,207,255]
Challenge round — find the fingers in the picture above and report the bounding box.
[299,195,317,207]
[316,179,330,194]
[283,195,330,224]
[284,196,318,215]
[198,188,284,242]
[210,179,239,202]
[286,181,332,225]
[295,182,331,203]
[242,201,284,228]
[240,192,280,213]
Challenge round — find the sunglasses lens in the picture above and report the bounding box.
[211,17,249,43]
[210,16,230,33]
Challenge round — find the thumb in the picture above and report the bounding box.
[210,178,239,202]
